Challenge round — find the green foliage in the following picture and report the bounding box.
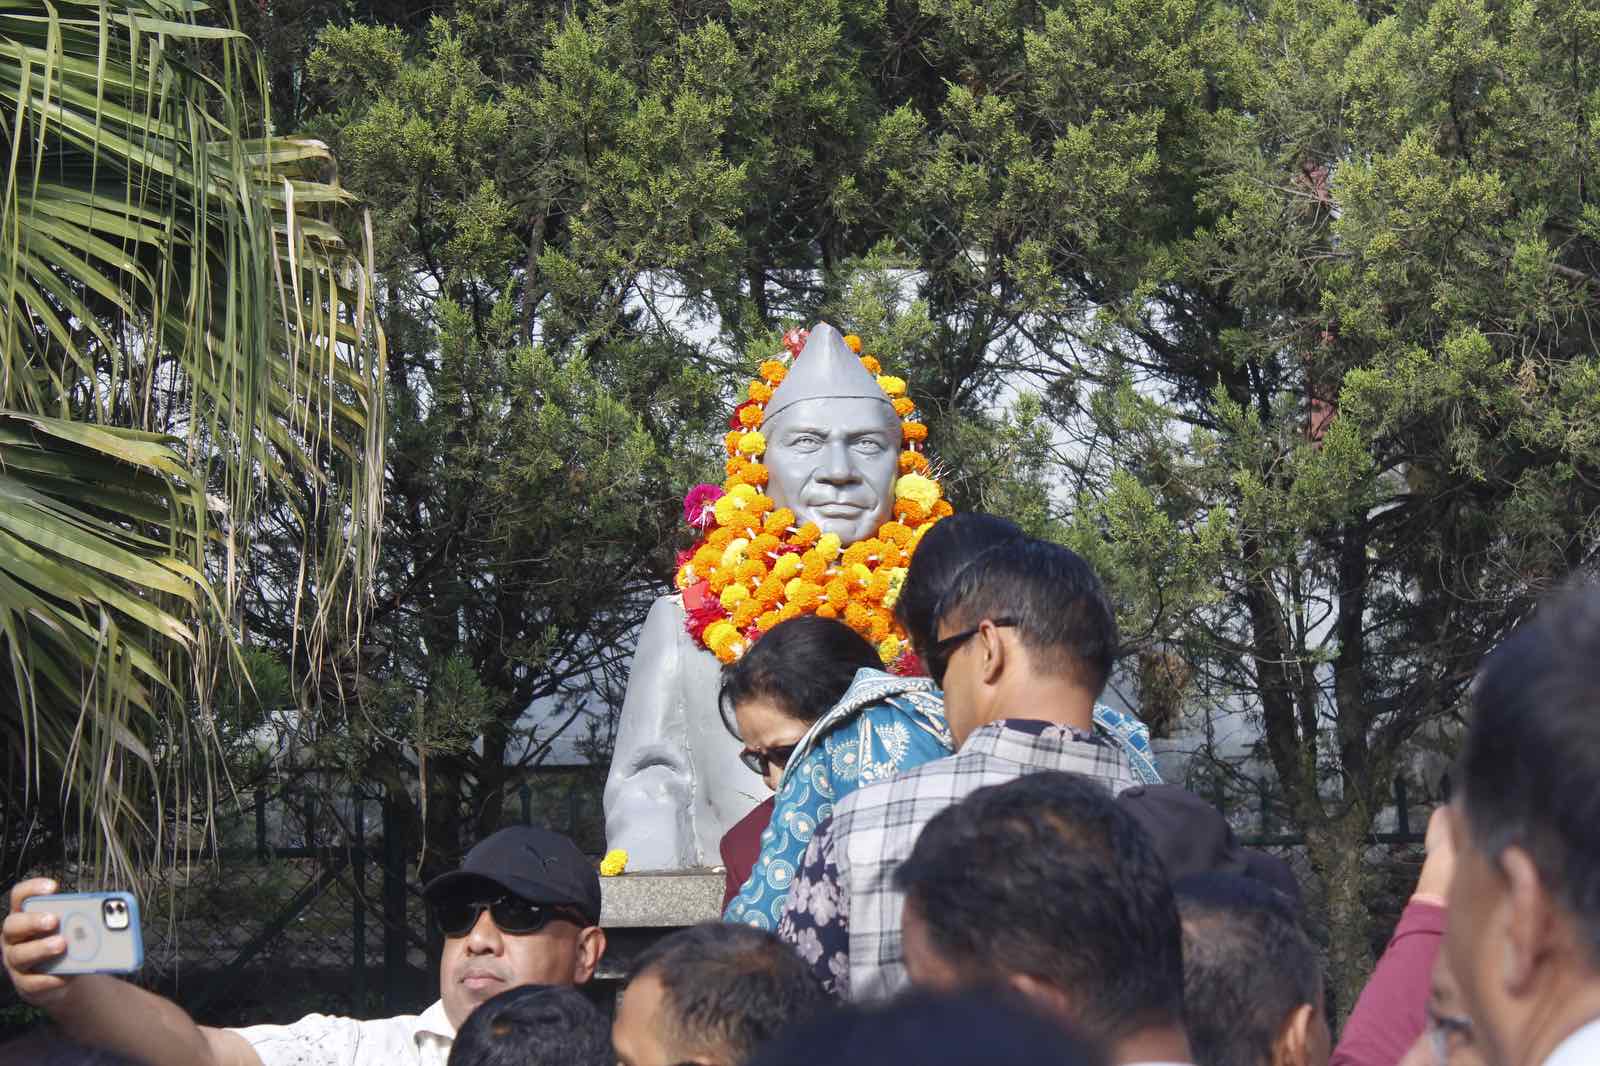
[235,0,1600,999]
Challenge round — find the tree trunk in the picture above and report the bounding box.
[1309,817,1377,1025]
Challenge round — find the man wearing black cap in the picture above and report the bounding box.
[2,826,607,1066]
[1115,784,1303,909]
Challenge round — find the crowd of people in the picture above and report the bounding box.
[4,513,1600,1066]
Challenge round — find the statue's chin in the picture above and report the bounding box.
[805,508,890,546]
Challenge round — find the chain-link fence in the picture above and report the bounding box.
[0,766,607,1034]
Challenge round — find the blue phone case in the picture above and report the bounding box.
[21,891,144,975]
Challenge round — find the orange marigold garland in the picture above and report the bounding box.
[674,328,950,669]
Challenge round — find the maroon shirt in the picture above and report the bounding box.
[721,798,776,910]
[1330,899,1447,1066]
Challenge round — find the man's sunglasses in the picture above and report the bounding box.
[739,742,798,777]
[925,617,1018,687]
[430,894,588,938]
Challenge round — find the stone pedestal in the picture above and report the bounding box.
[596,869,725,981]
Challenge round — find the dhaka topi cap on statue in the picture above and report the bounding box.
[764,321,897,423]
[423,825,602,925]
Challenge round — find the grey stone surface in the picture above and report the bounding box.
[604,321,904,871]
[599,869,726,928]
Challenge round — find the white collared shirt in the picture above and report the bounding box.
[230,999,456,1066]
[1545,1017,1600,1066]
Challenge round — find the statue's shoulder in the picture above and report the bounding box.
[637,593,691,639]
[647,591,686,618]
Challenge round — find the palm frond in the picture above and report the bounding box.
[0,0,384,880]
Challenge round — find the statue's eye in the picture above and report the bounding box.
[785,433,823,451]
[853,437,885,454]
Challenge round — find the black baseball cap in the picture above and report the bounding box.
[423,826,602,925]
[1117,784,1303,910]
[1117,784,1250,881]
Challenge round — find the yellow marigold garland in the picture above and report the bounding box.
[675,329,951,667]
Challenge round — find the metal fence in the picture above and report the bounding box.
[1,763,1429,1032]
[124,766,605,1027]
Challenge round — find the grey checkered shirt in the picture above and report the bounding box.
[775,718,1140,1001]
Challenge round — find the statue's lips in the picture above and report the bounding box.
[811,502,869,518]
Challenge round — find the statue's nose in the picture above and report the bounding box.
[816,439,857,484]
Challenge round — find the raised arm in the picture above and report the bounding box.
[1329,807,1454,1066]
[3,879,262,1066]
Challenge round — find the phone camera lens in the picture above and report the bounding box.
[101,898,131,931]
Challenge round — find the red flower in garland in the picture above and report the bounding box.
[682,580,723,641]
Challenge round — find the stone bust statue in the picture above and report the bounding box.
[604,324,903,868]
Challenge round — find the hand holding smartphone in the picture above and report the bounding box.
[20,891,144,975]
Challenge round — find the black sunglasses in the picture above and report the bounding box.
[739,742,799,777]
[431,894,588,938]
[925,618,1018,687]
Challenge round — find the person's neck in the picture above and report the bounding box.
[1509,971,1600,1066]
[1110,1021,1193,1065]
[982,677,1096,734]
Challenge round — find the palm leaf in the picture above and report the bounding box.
[0,0,384,881]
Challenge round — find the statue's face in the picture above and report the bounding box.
[764,397,901,545]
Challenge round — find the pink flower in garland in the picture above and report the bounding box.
[892,648,927,678]
[683,483,725,529]
[782,327,809,357]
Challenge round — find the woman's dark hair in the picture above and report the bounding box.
[895,512,1024,654]
[718,614,881,738]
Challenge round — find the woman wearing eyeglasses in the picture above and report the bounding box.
[721,513,1162,930]
[720,614,953,928]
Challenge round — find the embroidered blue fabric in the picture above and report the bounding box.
[724,669,950,929]
[722,668,1162,927]
[1091,703,1163,786]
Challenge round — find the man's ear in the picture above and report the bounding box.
[1500,845,1556,997]
[976,620,1008,686]
[574,926,606,984]
[1005,972,1074,1024]
[1271,1003,1314,1066]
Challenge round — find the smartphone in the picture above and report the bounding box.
[21,891,144,975]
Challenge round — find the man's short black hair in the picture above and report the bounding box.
[719,614,882,737]
[1459,582,1600,960]
[626,922,830,1064]
[893,771,1184,1040]
[894,512,1025,653]
[745,989,1107,1066]
[933,538,1118,694]
[1176,874,1322,1066]
[1461,582,1600,962]
[445,985,610,1066]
